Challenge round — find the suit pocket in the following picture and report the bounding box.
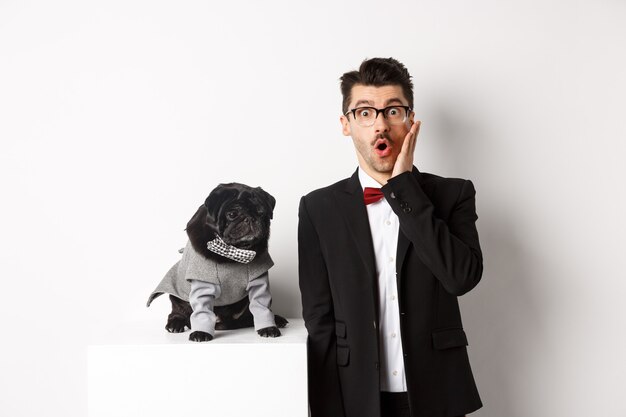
[336,345,350,366]
[432,328,468,350]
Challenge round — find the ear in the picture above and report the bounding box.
[255,187,276,219]
[204,184,239,220]
[186,204,216,236]
[340,114,351,136]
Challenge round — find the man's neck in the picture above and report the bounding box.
[358,164,391,186]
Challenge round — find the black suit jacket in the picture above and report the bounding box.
[298,166,483,417]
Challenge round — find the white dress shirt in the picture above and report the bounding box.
[358,167,407,392]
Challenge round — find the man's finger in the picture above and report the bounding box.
[402,121,418,156]
[398,130,410,157]
[402,121,418,154]
[410,121,421,154]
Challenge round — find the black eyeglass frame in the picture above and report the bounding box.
[344,105,413,125]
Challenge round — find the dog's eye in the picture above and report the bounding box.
[226,211,237,220]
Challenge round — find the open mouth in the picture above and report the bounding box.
[374,139,392,157]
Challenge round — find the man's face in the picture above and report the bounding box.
[340,84,414,176]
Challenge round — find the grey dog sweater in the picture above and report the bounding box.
[147,240,276,334]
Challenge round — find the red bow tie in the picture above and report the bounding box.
[364,187,384,205]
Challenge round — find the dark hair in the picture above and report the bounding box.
[339,57,414,115]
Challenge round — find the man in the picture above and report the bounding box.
[298,57,483,417]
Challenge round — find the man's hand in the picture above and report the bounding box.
[391,120,421,179]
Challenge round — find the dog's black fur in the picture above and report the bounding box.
[165,183,288,341]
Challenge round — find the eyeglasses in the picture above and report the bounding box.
[344,105,412,127]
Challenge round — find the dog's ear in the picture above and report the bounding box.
[186,204,217,237]
[185,203,219,255]
[204,184,239,220]
[255,187,276,219]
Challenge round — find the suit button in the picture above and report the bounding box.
[375,362,380,370]
[404,353,408,358]
[403,207,412,213]
[400,201,408,208]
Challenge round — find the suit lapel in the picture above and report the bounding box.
[396,231,410,280]
[395,167,430,293]
[332,169,377,281]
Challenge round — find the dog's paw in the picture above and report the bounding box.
[257,326,281,338]
[215,321,229,331]
[189,331,214,342]
[165,316,189,333]
[274,315,289,328]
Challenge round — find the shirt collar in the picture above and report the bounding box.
[357,166,385,191]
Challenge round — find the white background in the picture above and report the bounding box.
[1,1,625,416]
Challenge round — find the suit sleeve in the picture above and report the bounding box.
[381,172,483,296]
[298,196,346,417]
[246,272,276,331]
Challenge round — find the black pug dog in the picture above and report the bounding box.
[147,183,288,342]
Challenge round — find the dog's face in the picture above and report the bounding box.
[207,183,275,249]
[186,183,276,255]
